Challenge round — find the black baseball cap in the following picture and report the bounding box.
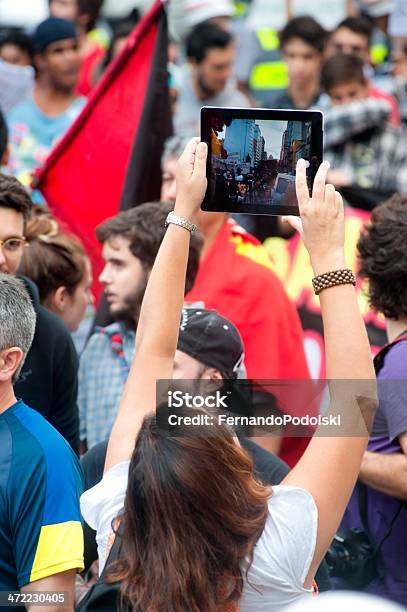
[177,308,244,378]
[32,17,77,54]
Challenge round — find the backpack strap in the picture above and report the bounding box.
[75,535,126,612]
[100,534,122,579]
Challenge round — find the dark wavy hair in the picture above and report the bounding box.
[96,202,202,295]
[0,173,32,224]
[107,406,271,611]
[357,194,407,319]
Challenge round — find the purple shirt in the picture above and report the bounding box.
[340,339,407,605]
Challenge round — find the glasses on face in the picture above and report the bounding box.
[0,237,27,253]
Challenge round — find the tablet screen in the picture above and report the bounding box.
[201,107,323,216]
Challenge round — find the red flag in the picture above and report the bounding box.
[36,0,172,300]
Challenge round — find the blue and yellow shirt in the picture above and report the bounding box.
[0,401,84,590]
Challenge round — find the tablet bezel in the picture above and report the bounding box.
[200,106,323,216]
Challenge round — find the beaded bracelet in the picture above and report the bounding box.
[312,269,356,295]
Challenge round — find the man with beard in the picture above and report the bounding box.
[173,22,249,137]
[78,202,202,453]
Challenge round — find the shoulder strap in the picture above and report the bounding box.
[100,534,123,580]
[357,483,386,579]
[374,332,407,375]
[357,482,377,547]
[75,535,126,612]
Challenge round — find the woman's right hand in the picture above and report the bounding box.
[284,159,346,276]
[174,138,208,223]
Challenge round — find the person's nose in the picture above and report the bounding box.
[65,48,78,61]
[99,265,109,285]
[296,58,306,72]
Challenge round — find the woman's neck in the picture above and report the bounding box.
[385,316,407,342]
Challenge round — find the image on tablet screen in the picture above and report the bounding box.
[210,116,312,208]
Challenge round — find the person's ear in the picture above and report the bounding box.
[51,286,69,314]
[207,368,223,381]
[0,347,24,382]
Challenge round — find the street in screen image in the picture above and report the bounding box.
[211,117,312,207]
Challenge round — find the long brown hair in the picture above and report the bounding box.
[108,406,271,611]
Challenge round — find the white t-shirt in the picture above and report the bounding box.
[80,462,318,611]
[81,461,130,571]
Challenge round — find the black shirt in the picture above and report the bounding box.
[13,277,79,454]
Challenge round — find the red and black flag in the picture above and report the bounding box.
[36,0,172,300]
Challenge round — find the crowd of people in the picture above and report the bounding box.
[0,0,407,610]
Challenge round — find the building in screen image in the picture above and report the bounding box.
[211,117,311,207]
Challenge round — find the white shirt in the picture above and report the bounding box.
[81,462,318,611]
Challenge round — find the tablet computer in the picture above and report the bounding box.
[201,107,323,216]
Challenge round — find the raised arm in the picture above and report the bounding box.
[285,0,293,20]
[283,159,377,584]
[104,139,208,472]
